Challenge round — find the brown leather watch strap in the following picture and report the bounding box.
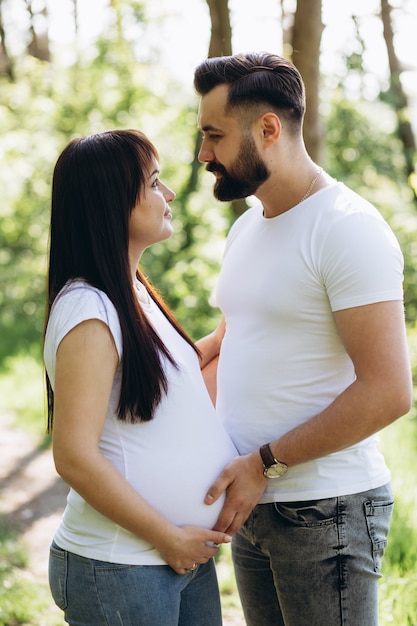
[259,443,277,467]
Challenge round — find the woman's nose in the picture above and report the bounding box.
[165,184,176,202]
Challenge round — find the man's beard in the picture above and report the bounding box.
[206,134,270,201]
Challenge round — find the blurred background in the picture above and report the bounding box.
[0,1,417,624]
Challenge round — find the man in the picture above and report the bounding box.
[194,53,412,626]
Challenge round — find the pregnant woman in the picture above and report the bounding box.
[44,129,237,626]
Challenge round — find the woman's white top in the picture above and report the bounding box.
[44,280,237,565]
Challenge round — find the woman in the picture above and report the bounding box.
[44,129,237,625]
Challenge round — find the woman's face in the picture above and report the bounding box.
[128,156,175,256]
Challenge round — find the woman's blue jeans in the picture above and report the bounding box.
[232,483,393,626]
[49,543,222,625]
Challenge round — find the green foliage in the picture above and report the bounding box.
[0,516,59,626]
[0,355,46,434]
[2,5,417,364]
[0,33,221,363]
[325,90,406,180]
[0,60,55,364]
[324,92,417,325]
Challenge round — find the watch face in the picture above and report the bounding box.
[264,463,288,478]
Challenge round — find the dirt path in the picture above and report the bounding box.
[0,413,245,625]
[0,413,68,581]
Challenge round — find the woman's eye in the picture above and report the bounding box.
[151,179,159,188]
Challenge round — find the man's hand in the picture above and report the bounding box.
[205,451,268,535]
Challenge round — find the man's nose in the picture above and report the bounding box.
[198,139,213,163]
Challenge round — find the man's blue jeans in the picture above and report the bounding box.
[49,542,222,625]
[232,483,393,626]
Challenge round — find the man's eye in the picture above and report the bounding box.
[202,133,221,141]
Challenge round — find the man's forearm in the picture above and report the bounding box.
[269,376,411,468]
[196,316,225,369]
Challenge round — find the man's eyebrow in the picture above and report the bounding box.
[200,124,222,132]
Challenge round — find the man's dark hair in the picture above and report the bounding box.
[194,52,305,131]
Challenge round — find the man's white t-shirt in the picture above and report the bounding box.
[44,281,237,564]
[216,182,404,503]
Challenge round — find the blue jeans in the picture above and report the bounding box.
[49,543,222,625]
[232,483,393,626]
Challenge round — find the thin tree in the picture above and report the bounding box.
[291,0,323,164]
[207,0,232,58]
[0,0,14,79]
[206,0,247,218]
[181,0,246,219]
[380,0,417,201]
[25,0,50,62]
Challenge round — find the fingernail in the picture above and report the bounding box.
[224,534,232,542]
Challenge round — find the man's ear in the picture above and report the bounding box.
[259,113,281,146]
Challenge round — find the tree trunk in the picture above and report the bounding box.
[184,0,246,220]
[0,0,14,79]
[291,0,323,164]
[206,0,246,217]
[206,0,232,58]
[380,0,417,201]
[25,0,50,62]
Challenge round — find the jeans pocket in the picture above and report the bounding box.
[364,498,394,573]
[273,498,337,527]
[49,542,68,610]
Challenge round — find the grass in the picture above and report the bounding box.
[1,353,417,625]
[0,355,46,434]
[0,517,60,626]
[216,543,245,620]
[378,411,417,626]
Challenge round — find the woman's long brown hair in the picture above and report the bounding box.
[45,129,199,431]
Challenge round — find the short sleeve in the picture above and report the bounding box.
[44,282,123,387]
[320,211,404,312]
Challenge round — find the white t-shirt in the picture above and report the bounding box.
[44,280,237,564]
[216,182,404,503]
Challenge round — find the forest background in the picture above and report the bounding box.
[1,0,417,624]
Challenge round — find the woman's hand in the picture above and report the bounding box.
[156,525,232,575]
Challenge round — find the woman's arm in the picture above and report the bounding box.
[196,317,225,405]
[52,319,231,573]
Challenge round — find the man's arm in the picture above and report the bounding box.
[196,316,225,368]
[206,300,413,534]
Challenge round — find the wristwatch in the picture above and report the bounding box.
[259,443,288,479]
